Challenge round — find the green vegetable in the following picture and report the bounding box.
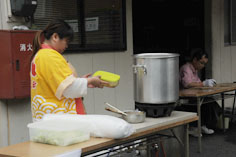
[32,129,90,146]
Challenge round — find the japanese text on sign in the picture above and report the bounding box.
[20,43,33,52]
[85,17,99,31]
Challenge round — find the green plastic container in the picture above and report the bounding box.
[93,71,120,87]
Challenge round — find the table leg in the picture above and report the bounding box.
[185,124,189,157]
[231,91,236,121]
[197,97,202,153]
[221,93,225,132]
[171,129,184,146]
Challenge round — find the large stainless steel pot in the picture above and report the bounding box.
[133,53,179,104]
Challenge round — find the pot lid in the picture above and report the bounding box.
[134,53,179,59]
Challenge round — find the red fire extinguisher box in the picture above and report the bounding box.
[0,30,37,99]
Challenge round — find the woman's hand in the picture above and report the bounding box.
[82,73,92,78]
[87,76,109,88]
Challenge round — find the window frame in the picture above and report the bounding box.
[68,0,127,52]
[34,0,127,52]
[224,0,231,45]
[224,0,236,46]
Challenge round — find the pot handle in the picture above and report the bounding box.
[132,64,147,74]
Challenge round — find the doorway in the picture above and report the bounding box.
[132,0,205,67]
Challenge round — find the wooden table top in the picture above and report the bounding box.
[0,111,198,157]
[179,83,236,97]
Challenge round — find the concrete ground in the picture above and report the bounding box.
[190,121,236,157]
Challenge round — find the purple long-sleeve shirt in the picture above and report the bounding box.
[179,62,201,89]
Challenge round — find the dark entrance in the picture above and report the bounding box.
[132,0,205,67]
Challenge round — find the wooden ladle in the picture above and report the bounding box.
[105,102,127,116]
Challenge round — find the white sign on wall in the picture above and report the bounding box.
[65,20,79,33]
[85,17,99,31]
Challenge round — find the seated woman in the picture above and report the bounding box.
[178,48,221,135]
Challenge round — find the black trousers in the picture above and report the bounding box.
[176,97,222,129]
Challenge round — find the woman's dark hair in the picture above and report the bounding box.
[32,19,74,60]
[191,48,208,61]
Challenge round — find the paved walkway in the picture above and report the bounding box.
[190,121,236,157]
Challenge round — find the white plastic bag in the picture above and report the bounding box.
[42,114,136,139]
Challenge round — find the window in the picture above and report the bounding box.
[224,0,230,44]
[232,0,236,44]
[224,0,236,45]
[33,0,126,52]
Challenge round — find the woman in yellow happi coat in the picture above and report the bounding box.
[30,19,108,122]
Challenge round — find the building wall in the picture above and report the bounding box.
[212,0,235,107]
[212,0,232,83]
[0,100,8,147]
[0,0,134,146]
